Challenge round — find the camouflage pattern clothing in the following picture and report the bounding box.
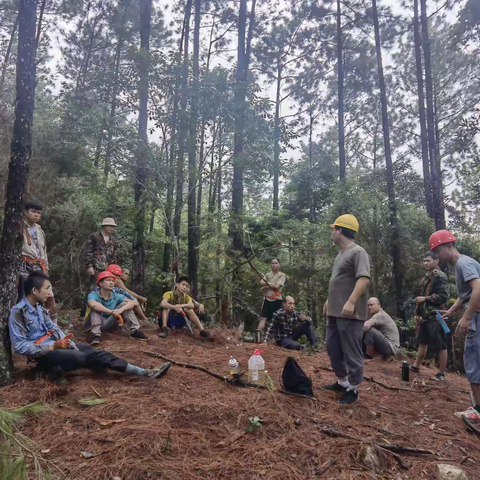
[85,232,118,272]
[415,269,449,322]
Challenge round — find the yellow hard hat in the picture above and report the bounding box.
[330,214,359,233]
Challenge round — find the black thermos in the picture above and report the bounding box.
[401,361,410,382]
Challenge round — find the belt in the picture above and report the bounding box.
[22,256,46,274]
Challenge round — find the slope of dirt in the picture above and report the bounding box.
[2,323,480,480]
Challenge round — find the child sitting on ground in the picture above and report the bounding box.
[158,276,210,339]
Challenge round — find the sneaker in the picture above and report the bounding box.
[339,389,358,405]
[385,355,395,363]
[146,362,171,379]
[199,330,210,338]
[433,372,446,381]
[454,407,480,420]
[130,330,150,341]
[158,326,169,338]
[322,382,348,393]
[364,354,374,359]
[409,365,420,372]
[90,334,101,346]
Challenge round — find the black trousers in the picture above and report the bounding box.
[35,344,128,375]
[277,321,317,350]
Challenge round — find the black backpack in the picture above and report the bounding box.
[282,357,313,396]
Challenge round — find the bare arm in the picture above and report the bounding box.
[181,300,195,309]
[363,319,374,332]
[88,299,114,315]
[116,278,147,303]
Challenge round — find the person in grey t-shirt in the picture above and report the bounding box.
[431,229,480,422]
[323,214,370,405]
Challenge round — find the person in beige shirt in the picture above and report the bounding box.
[258,259,286,332]
[363,298,400,361]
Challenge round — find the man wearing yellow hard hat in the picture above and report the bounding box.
[323,214,370,405]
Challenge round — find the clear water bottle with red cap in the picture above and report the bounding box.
[248,349,265,386]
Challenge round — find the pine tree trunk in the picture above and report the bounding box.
[337,0,346,180]
[273,60,282,212]
[372,0,402,313]
[173,0,192,245]
[0,13,19,90]
[413,0,433,217]
[132,0,151,294]
[0,0,38,387]
[230,0,255,252]
[187,0,200,298]
[35,0,47,49]
[420,0,445,230]
[308,105,314,222]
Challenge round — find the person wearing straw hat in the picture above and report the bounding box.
[323,214,370,405]
[85,218,119,293]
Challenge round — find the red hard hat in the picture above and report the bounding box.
[429,230,457,251]
[97,271,116,285]
[107,264,122,276]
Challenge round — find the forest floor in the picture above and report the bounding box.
[2,318,480,480]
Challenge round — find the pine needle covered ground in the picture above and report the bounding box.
[2,323,480,479]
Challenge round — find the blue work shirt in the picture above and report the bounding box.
[87,289,128,316]
[9,298,65,357]
[93,285,134,301]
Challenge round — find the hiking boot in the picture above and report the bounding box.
[146,362,171,379]
[47,372,69,386]
[338,389,358,405]
[322,382,348,393]
[433,372,446,381]
[409,365,420,373]
[131,329,149,341]
[90,334,101,346]
[455,407,480,421]
[200,330,210,338]
[158,326,169,338]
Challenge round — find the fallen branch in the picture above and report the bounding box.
[377,446,409,470]
[319,427,436,455]
[142,350,319,403]
[315,458,336,475]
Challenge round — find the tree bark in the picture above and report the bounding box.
[0,0,38,386]
[132,0,151,294]
[35,0,47,50]
[372,0,402,314]
[413,0,433,217]
[0,13,19,90]
[420,0,445,229]
[273,60,282,212]
[173,0,193,246]
[187,0,201,298]
[337,0,346,180]
[230,0,255,252]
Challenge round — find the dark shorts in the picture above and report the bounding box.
[417,319,447,351]
[260,299,283,321]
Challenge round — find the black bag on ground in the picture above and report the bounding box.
[282,357,313,396]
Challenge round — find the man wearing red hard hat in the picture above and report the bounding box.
[430,230,480,422]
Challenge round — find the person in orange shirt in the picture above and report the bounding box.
[257,259,286,332]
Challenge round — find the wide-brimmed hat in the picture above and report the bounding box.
[101,218,117,227]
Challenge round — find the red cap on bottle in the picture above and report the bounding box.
[253,349,264,355]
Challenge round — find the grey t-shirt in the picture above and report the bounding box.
[455,255,480,307]
[328,244,370,321]
[370,309,400,348]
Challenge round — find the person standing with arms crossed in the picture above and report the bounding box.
[323,214,370,405]
[257,259,286,334]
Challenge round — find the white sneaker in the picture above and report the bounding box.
[454,407,480,419]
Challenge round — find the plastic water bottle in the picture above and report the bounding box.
[248,349,265,386]
[229,356,239,375]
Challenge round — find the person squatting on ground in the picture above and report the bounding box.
[323,214,370,405]
[19,199,57,323]
[158,276,210,339]
[258,259,286,333]
[431,230,480,422]
[85,218,119,293]
[9,272,170,386]
[106,264,148,321]
[86,271,149,345]
[263,296,317,350]
[363,297,400,362]
[410,251,449,381]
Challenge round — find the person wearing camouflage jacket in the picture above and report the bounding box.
[410,251,449,380]
[85,218,118,281]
